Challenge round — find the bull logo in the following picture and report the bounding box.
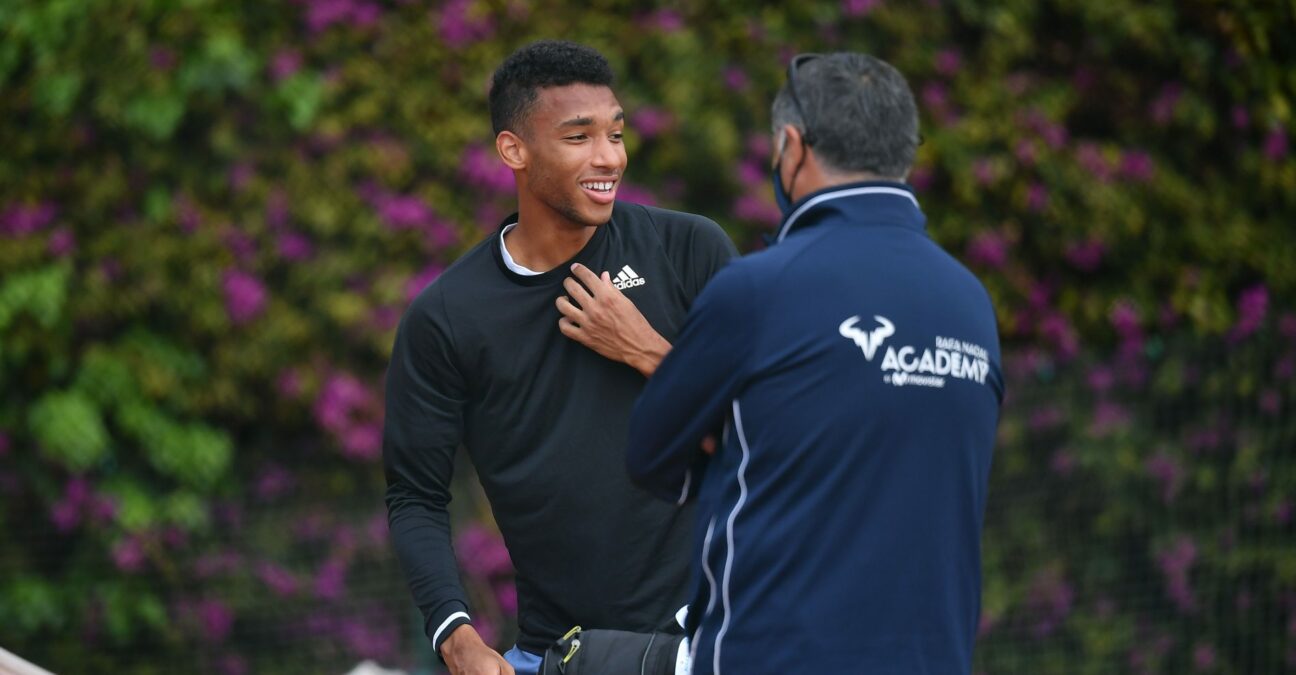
[839,315,895,361]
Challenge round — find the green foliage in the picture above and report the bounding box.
[29,390,110,471]
[0,0,1292,672]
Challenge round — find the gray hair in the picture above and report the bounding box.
[771,53,920,179]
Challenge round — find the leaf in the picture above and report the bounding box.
[123,92,186,141]
[29,390,110,471]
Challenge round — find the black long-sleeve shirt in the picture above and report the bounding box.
[383,201,736,655]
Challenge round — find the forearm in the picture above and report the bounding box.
[626,330,672,378]
[387,488,473,651]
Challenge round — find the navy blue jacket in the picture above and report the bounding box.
[627,182,1003,675]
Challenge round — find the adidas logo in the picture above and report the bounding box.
[612,265,646,290]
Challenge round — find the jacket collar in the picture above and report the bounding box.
[774,180,924,244]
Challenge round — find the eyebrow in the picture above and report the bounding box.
[557,110,626,128]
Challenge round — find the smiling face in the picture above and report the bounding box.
[514,84,627,228]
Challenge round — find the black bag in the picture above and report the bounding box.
[540,625,685,675]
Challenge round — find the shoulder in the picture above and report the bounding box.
[614,202,729,246]
[404,234,497,325]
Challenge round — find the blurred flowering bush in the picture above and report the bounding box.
[0,0,1292,672]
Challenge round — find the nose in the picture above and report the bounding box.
[590,134,624,172]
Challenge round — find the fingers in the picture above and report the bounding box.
[558,316,582,338]
[562,275,594,307]
[570,263,608,291]
[555,295,583,321]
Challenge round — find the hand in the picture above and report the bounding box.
[557,263,671,377]
[441,624,515,675]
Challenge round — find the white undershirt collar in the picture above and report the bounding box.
[499,223,542,276]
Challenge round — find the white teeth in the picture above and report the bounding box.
[582,181,614,192]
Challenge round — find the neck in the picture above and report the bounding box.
[791,163,903,202]
[505,192,599,273]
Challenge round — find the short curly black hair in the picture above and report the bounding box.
[489,40,615,137]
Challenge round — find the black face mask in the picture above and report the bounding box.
[772,54,821,223]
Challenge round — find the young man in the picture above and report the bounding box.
[628,53,1004,674]
[383,41,736,675]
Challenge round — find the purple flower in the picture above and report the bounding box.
[150,47,177,71]
[495,582,518,615]
[1231,105,1250,129]
[1026,568,1074,638]
[458,145,514,194]
[1264,127,1289,161]
[222,270,267,325]
[223,229,257,265]
[1064,238,1105,272]
[651,9,684,32]
[315,560,347,600]
[254,464,295,501]
[196,599,234,642]
[738,159,766,188]
[366,512,389,547]
[340,423,382,461]
[405,264,445,302]
[113,537,147,573]
[1013,139,1038,167]
[1038,313,1078,360]
[732,195,781,228]
[1157,536,1198,613]
[276,231,313,261]
[921,82,954,126]
[377,193,434,230]
[746,133,771,160]
[456,523,513,578]
[965,231,1008,269]
[616,183,658,206]
[1029,406,1064,431]
[1229,284,1268,342]
[175,195,202,233]
[972,159,997,186]
[270,49,302,81]
[1090,401,1131,437]
[1110,301,1141,337]
[1193,644,1216,671]
[50,499,81,532]
[1259,389,1280,416]
[842,0,883,16]
[438,0,495,48]
[632,107,674,139]
[1075,143,1115,182]
[47,227,76,257]
[1119,150,1155,182]
[1145,452,1184,504]
[303,0,381,33]
[723,67,749,92]
[313,373,374,434]
[908,165,934,191]
[194,551,243,579]
[1025,182,1049,212]
[88,494,117,524]
[257,562,299,597]
[1050,449,1076,477]
[1,203,57,237]
[228,163,255,192]
[1040,122,1068,149]
[1149,83,1183,125]
[933,49,961,77]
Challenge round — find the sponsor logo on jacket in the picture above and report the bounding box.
[840,315,991,389]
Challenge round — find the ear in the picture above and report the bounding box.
[779,124,806,170]
[496,131,526,170]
